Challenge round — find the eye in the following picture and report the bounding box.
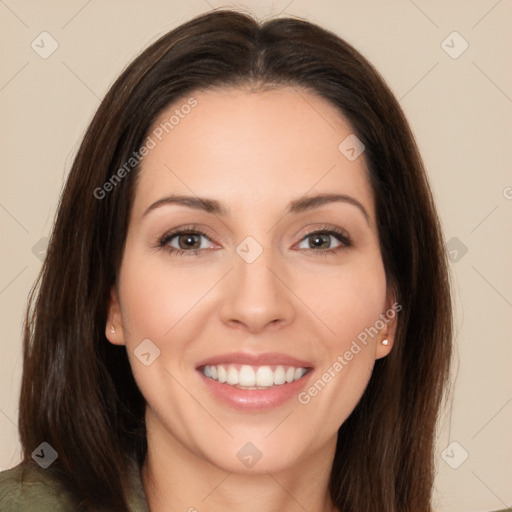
[296,228,351,253]
[158,227,215,256]
[157,225,351,257]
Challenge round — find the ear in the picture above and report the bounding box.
[105,285,126,346]
[375,288,400,360]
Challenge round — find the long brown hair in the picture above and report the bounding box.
[18,9,452,511]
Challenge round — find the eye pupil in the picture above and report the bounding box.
[179,233,200,249]
[310,234,330,248]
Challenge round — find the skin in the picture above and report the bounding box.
[106,87,396,512]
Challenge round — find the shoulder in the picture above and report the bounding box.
[0,461,79,512]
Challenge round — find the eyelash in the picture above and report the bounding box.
[157,224,352,257]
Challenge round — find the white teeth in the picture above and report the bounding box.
[202,364,309,388]
[273,365,286,385]
[256,366,274,387]
[226,366,239,385]
[217,364,226,383]
[295,368,307,380]
[238,365,256,386]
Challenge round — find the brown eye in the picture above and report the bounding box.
[297,230,348,251]
[176,233,202,250]
[307,233,334,249]
[161,230,214,253]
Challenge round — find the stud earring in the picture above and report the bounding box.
[381,339,390,346]
[110,325,116,334]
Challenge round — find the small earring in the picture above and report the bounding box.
[381,339,390,346]
[110,325,116,334]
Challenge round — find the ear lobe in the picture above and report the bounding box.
[375,292,400,360]
[105,286,125,346]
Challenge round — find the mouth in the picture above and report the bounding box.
[199,363,310,389]
[195,352,314,410]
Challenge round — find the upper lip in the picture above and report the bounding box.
[195,352,314,369]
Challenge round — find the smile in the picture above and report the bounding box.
[201,364,309,389]
[195,352,314,410]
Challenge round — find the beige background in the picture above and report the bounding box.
[1,1,511,510]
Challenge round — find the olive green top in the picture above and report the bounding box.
[0,461,150,511]
[1,461,511,511]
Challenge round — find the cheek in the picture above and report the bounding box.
[117,249,216,343]
[300,259,388,347]
[296,262,386,414]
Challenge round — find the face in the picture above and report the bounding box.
[107,87,396,474]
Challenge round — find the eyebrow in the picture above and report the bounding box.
[143,193,370,223]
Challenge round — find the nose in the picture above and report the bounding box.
[219,248,296,333]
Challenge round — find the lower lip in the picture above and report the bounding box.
[197,369,314,411]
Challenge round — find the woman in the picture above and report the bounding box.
[0,8,465,512]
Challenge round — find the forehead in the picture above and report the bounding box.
[132,87,374,219]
